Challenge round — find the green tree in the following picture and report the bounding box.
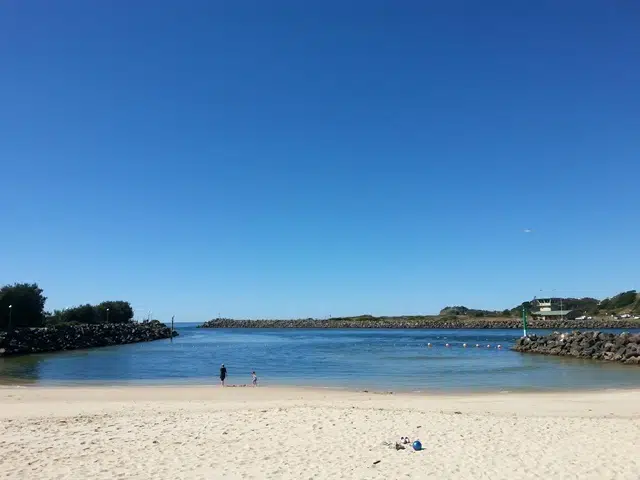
[46,309,68,326]
[612,290,637,309]
[510,301,532,316]
[46,301,135,325]
[561,297,599,314]
[0,283,47,330]
[61,304,98,324]
[95,301,134,324]
[598,299,611,311]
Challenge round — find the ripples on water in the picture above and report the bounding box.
[1,325,639,392]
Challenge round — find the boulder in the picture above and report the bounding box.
[512,331,640,366]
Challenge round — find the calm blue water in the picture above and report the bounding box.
[1,324,640,392]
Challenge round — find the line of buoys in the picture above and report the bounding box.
[423,343,504,349]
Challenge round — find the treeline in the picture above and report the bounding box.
[439,306,512,317]
[440,290,639,318]
[0,282,134,330]
[48,301,133,326]
[598,291,638,313]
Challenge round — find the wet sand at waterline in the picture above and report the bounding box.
[1,386,639,479]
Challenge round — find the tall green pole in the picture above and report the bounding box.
[522,305,528,337]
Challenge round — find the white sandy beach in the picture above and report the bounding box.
[1,386,639,480]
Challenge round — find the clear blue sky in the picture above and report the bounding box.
[1,1,638,321]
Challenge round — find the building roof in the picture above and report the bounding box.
[530,310,572,316]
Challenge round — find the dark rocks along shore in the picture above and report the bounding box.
[513,331,640,365]
[0,320,178,357]
[200,317,640,330]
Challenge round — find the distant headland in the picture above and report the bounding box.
[201,290,640,329]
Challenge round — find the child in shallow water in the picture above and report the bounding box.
[251,371,258,387]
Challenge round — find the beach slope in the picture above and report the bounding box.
[1,386,639,479]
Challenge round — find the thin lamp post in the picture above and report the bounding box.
[8,304,12,331]
[106,308,110,323]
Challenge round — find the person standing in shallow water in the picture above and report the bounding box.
[220,364,227,386]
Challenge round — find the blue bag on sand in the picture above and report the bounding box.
[412,440,422,451]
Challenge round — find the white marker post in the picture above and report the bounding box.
[522,305,528,337]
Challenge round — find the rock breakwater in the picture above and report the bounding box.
[0,320,178,357]
[513,331,640,365]
[200,318,640,329]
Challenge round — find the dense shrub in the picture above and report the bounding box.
[47,301,134,326]
[0,283,46,329]
[611,291,637,309]
[0,282,134,331]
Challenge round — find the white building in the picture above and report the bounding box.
[530,298,572,320]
